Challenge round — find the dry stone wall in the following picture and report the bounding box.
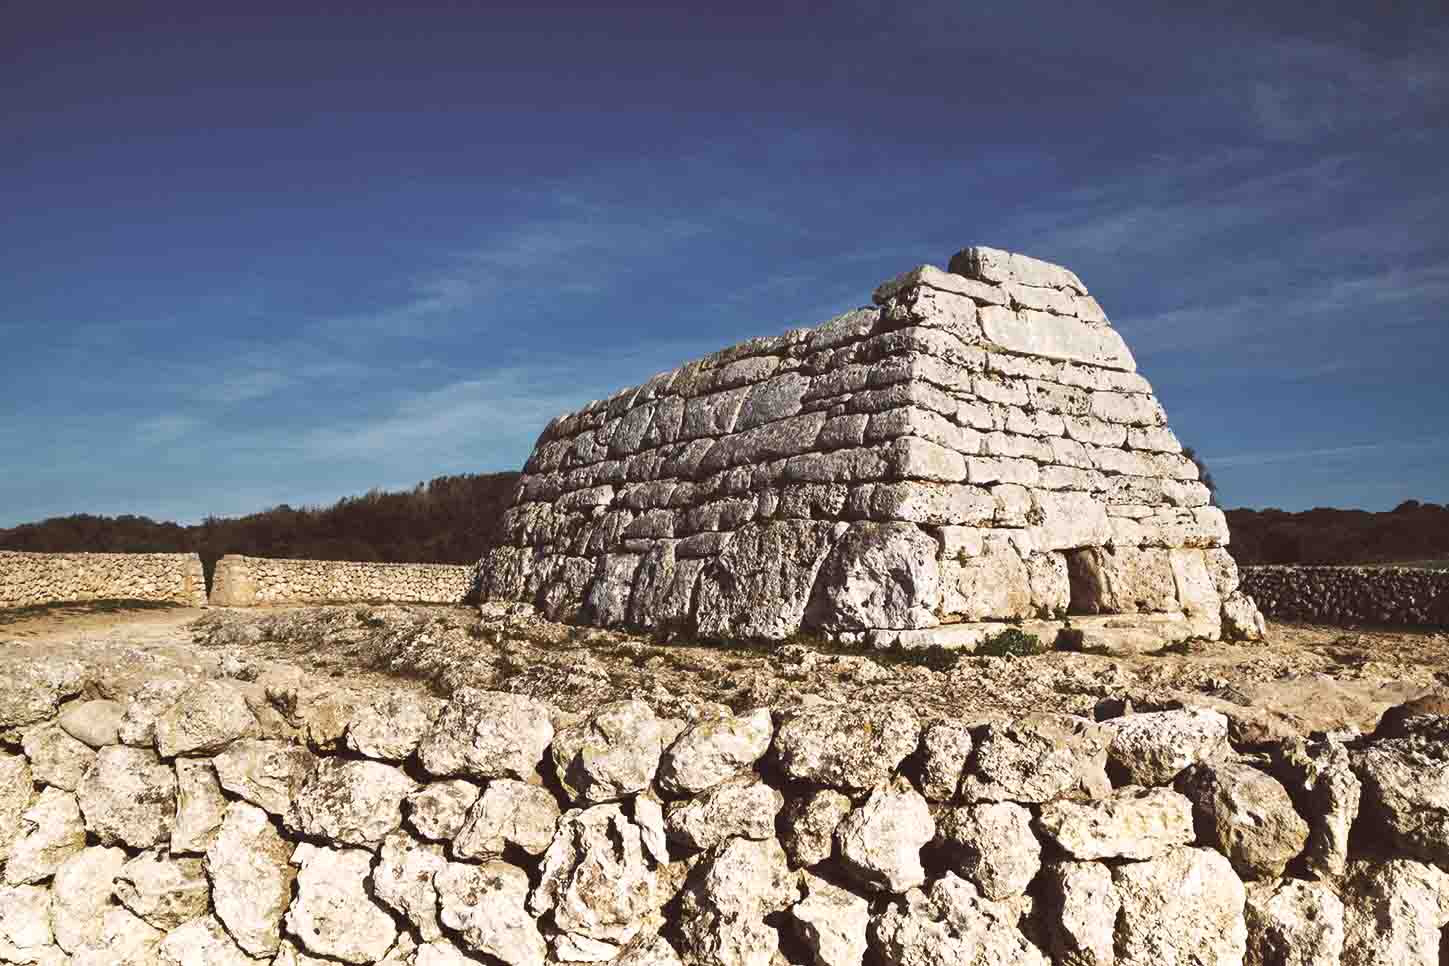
[1242,565,1449,627]
[210,554,475,607]
[3,655,1447,965]
[0,552,206,610]
[480,246,1265,645]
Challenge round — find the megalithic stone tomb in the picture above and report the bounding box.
[479,247,1267,650]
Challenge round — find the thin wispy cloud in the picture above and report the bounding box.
[1208,436,1448,470]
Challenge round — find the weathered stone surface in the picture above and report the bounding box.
[1222,590,1268,640]
[5,787,85,885]
[70,907,164,966]
[960,713,1111,803]
[790,871,868,966]
[172,757,227,853]
[1113,846,1247,966]
[418,687,555,781]
[781,788,851,868]
[76,744,176,848]
[56,698,124,749]
[677,836,796,966]
[153,680,258,757]
[374,830,448,942]
[916,720,973,801]
[808,522,940,630]
[345,689,444,760]
[454,778,561,859]
[117,676,191,747]
[407,778,482,842]
[837,777,935,894]
[935,801,1040,899]
[1245,879,1343,966]
[1340,858,1449,966]
[212,738,316,815]
[531,804,656,954]
[21,720,95,790]
[551,699,671,803]
[51,845,126,952]
[0,753,32,869]
[1354,737,1449,868]
[286,843,398,963]
[206,801,294,958]
[285,757,416,848]
[1179,760,1309,881]
[940,539,1033,621]
[437,859,547,966]
[157,915,255,966]
[772,701,919,793]
[1273,737,1359,878]
[111,851,208,932]
[1043,861,1119,966]
[1037,785,1195,860]
[0,883,55,962]
[1105,708,1230,786]
[0,658,87,731]
[665,776,782,851]
[696,520,841,640]
[612,934,686,966]
[657,707,772,796]
[873,872,1048,966]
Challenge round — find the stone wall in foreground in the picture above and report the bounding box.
[0,551,206,610]
[480,246,1265,645]
[1242,565,1449,627]
[3,657,1447,965]
[209,554,476,607]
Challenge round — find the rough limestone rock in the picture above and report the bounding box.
[436,859,547,966]
[1222,591,1268,640]
[76,744,176,849]
[69,907,163,966]
[117,676,192,747]
[1112,846,1247,966]
[1043,861,1120,966]
[551,699,673,803]
[808,522,941,630]
[1340,858,1449,966]
[374,830,449,942]
[916,719,973,801]
[789,871,869,966]
[212,738,317,816]
[285,757,416,848]
[772,701,920,793]
[695,521,841,640]
[633,793,669,865]
[1105,708,1230,786]
[453,778,561,859]
[1178,760,1309,880]
[58,698,126,748]
[0,658,87,731]
[837,777,936,893]
[1245,879,1344,966]
[960,713,1111,803]
[286,843,399,964]
[172,757,227,853]
[665,776,783,852]
[781,788,852,867]
[613,934,686,966]
[21,720,95,791]
[1036,786,1195,860]
[157,915,255,966]
[530,804,656,954]
[6,787,85,884]
[1353,738,1449,868]
[418,687,555,781]
[656,707,772,795]
[677,836,797,966]
[935,801,1040,899]
[153,680,258,757]
[873,872,1048,966]
[0,883,56,961]
[346,690,444,761]
[51,845,126,952]
[0,753,33,867]
[1273,737,1359,878]
[114,851,210,930]
[206,801,295,957]
[407,778,482,841]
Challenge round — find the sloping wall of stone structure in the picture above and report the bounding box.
[209,554,475,607]
[479,246,1265,645]
[1242,565,1449,627]
[3,657,1448,965]
[0,551,206,610]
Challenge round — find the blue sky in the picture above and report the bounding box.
[3,0,1446,526]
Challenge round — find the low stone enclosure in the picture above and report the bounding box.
[1243,565,1449,627]
[479,246,1267,648]
[209,555,476,607]
[3,651,1449,966]
[0,552,207,610]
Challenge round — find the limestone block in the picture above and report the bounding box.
[436,860,546,966]
[1105,708,1231,786]
[1340,858,1449,966]
[1273,737,1358,878]
[665,776,782,851]
[345,690,444,761]
[1062,414,1128,447]
[961,713,1111,804]
[696,520,841,640]
[286,844,399,964]
[866,481,996,526]
[1112,847,1247,966]
[114,851,210,930]
[531,804,655,954]
[979,304,1136,371]
[157,915,254,965]
[1245,879,1344,966]
[1031,490,1113,551]
[935,801,1040,899]
[808,305,882,350]
[0,883,54,961]
[0,753,32,869]
[872,264,1010,307]
[6,787,85,884]
[76,745,176,849]
[1090,391,1165,426]
[212,738,316,816]
[21,720,96,791]
[417,688,555,782]
[551,699,671,804]
[873,873,1047,966]
[982,431,1053,462]
[772,701,920,793]
[52,845,127,952]
[657,707,773,796]
[680,386,751,440]
[789,872,868,966]
[153,680,258,758]
[453,779,560,859]
[1354,738,1449,868]
[1036,786,1195,860]
[940,538,1033,621]
[807,522,940,631]
[285,757,416,849]
[950,245,1087,293]
[884,285,983,345]
[57,698,125,748]
[206,801,294,958]
[781,789,852,867]
[406,779,481,842]
[677,836,796,966]
[1043,861,1119,966]
[1024,550,1070,616]
[1066,545,1179,613]
[0,658,88,731]
[1170,548,1222,619]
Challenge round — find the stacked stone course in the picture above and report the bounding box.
[480,246,1265,646]
[0,552,206,610]
[209,555,476,607]
[1242,565,1449,627]
[3,655,1448,965]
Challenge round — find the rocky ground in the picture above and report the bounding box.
[3,602,1446,742]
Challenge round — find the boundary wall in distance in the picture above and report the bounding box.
[208,554,475,607]
[1241,565,1449,627]
[0,551,206,609]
